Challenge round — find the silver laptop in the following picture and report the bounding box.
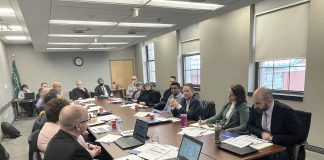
[168,134,203,160]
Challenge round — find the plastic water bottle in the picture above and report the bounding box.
[215,121,221,144]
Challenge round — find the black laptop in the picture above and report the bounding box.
[114,119,149,150]
[167,134,203,160]
[219,142,258,156]
[24,92,35,100]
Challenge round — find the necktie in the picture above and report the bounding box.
[102,86,108,96]
[263,112,268,132]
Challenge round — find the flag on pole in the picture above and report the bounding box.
[11,60,21,98]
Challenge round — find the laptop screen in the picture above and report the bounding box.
[133,119,149,142]
[24,92,35,99]
[178,134,203,160]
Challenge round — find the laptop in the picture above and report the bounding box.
[167,134,203,160]
[24,92,35,100]
[219,142,258,156]
[114,119,149,150]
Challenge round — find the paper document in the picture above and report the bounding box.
[120,130,134,137]
[222,135,272,149]
[97,115,119,122]
[90,125,111,134]
[178,126,214,137]
[137,143,171,160]
[190,122,215,130]
[120,103,135,107]
[87,106,101,112]
[134,112,150,117]
[95,134,122,143]
[88,119,105,127]
[115,154,144,160]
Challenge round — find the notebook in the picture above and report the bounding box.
[114,119,149,150]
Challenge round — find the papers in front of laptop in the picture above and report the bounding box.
[178,127,214,137]
[120,130,134,137]
[155,117,180,123]
[115,154,144,160]
[75,98,95,103]
[85,103,96,108]
[97,114,119,122]
[95,134,122,143]
[87,119,105,127]
[131,143,178,160]
[110,98,123,103]
[90,125,111,134]
[190,122,215,130]
[222,135,272,149]
[87,106,101,112]
[134,112,151,117]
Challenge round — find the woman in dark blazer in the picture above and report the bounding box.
[199,84,249,133]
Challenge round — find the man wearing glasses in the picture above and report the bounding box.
[44,105,101,160]
[126,76,138,100]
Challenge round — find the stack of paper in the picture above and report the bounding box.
[178,127,214,137]
[87,106,101,112]
[97,114,119,122]
[222,135,273,149]
[88,119,105,127]
[90,125,111,134]
[115,155,144,160]
[190,122,215,130]
[131,143,177,160]
[95,134,122,143]
[134,112,151,117]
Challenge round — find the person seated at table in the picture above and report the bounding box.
[137,83,160,106]
[40,99,101,159]
[70,80,90,100]
[36,88,43,100]
[36,83,50,110]
[154,76,177,110]
[170,83,202,121]
[198,84,249,133]
[247,87,304,160]
[131,82,142,102]
[163,82,184,113]
[94,77,111,97]
[126,76,137,100]
[52,81,63,92]
[18,84,35,117]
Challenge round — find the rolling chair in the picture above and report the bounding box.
[293,110,312,160]
[201,100,216,120]
[28,129,41,160]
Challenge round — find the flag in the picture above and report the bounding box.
[11,60,21,98]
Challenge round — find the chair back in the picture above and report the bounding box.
[295,110,312,141]
[28,129,41,160]
[201,100,216,120]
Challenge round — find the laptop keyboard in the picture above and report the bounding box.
[116,137,143,148]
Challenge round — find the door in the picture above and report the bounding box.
[110,60,134,90]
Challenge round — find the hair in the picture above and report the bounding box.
[135,82,142,87]
[260,87,273,100]
[183,83,194,91]
[230,84,247,107]
[76,80,82,84]
[20,84,28,91]
[170,82,180,89]
[97,78,104,83]
[38,88,43,93]
[44,89,60,104]
[45,98,70,123]
[41,82,48,87]
[170,76,177,80]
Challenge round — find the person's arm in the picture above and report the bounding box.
[70,148,92,160]
[226,104,250,133]
[271,107,304,146]
[70,89,77,100]
[206,102,228,124]
[94,86,100,96]
[83,88,90,98]
[18,91,24,99]
[187,99,203,121]
[247,106,263,138]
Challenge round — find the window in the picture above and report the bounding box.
[258,58,306,92]
[146,43,156,83]
[183,54,200,87]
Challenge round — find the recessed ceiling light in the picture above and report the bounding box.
[48,34,146,38]
[88,47,115,50]
[50,20,117,26]
[5,36,27,41]
[59,0,223,10]
[0,8,15,16]
[119,22,173,28]
[47,48,82,50]
[47,42,89,45]
[90,42,128,45]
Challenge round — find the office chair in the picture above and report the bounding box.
[28,129,41,160]
[200,100,216,120]
[293,110,312,160]
[68,91,73,100]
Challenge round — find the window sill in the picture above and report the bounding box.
[248,92,303,102]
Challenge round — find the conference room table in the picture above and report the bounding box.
[87,99,286,160]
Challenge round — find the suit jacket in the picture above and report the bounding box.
[70,88,90,100]
[94,85,111,96]
[44,129,92,160]
[137,90,160,106]
[207,102,249,133]
[161,88,171,102]
[247,100,304,159]
[171,97,203,121]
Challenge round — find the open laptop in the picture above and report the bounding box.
[219,142,257,156]
[167,134,203,160]
[114,119,149,150]
[24,92,35,100]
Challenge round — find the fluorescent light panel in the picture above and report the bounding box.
[59,0,223,10]
[119,22,173,28]
[5,36,27,40]
[88,47,115,50]
[0,8,15,16]
[47,48,82,50]
[90,42,128,45]
[48,42,89,45]
[48,34,146,38]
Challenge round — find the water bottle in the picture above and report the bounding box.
[117,118,123,132]
[215,121,221,144]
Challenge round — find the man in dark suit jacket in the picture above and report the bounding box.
[44,105,101,160]
[171,83,202,121]
[70,80,90,100]
[247,87,304,160]
[94,78,111,96]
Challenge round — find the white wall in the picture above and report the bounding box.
[6,44,135,96]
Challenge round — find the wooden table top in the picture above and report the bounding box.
[88,101,286,160]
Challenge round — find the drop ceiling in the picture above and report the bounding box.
[15,0,262,52]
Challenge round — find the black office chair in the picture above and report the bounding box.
[200,100,216,120]
[293,110,312,160]
[90,91,95,98]
[68,91,73,100]
[28,129,41,160]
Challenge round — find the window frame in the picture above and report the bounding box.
[145,44,156,86]
[182,53,201,91]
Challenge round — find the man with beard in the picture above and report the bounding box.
[247,87,304,160]
[94,78,111,97]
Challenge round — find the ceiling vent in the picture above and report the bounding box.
[73,27,89,33]
[128,28,144,34]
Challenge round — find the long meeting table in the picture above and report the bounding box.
[87,100,286,160]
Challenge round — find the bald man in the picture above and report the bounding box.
[44,105,98,160]
[71,80,90,100]
[247,87,304,160]
[126,76,137,99]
